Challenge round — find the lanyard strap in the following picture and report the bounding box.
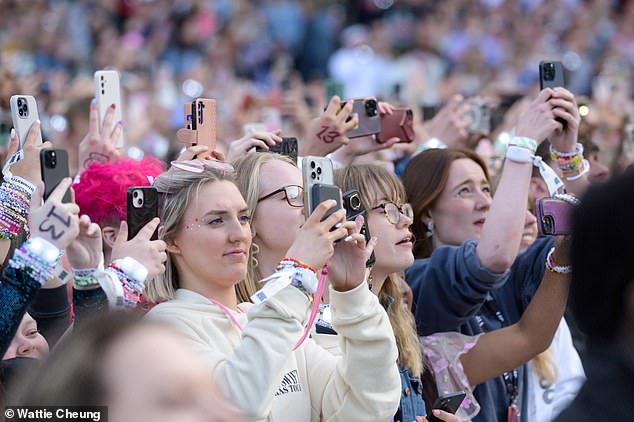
[293,264,329,350]
[207,297,245,333]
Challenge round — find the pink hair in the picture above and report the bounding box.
[74,158,165,226]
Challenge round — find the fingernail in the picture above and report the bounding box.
[110,103,116,109]
[344,235,353,242]
[36,119,41,125]
[10,128,16,138]
[334,223,343,229]
[91,98,96,105]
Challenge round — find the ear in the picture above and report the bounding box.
[102,225,119,249]
[529,177,549,201]
[420,209,433,226]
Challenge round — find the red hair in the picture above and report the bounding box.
[74,158,165,226]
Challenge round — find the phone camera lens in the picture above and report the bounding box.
[100,75,104,81]
[316,167,322,175]
[18,110,23,116]
[133,191,139,198]
[365,99,378,117]
[50,151,56,157]
[543,216,554,234]
[17,98,23,106]
[310,161,316,169]
[311,172,316,179]
[137,199,143,206]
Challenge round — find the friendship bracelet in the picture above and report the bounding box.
[106,264,143,308]
[0,179,32,240]
[563,159,590,181]
[545,247,572,274]
[72,268,101,289]
[279,257,318,274]
[8,238,61,286]
[550,144,583,159]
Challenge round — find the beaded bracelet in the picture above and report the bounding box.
[563,159,589,181]
[550,144,583,160]
[9,239,60,286]
[545,247,572,274]
[279,257,318,274]
[72,268,101,289]
[107,264,144,308]
[0,179,32,240]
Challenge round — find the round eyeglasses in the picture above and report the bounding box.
[372,202,414,225]
[258,185,304,208]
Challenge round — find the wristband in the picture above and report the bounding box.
[22,237,60,265]
[72,268,101,289]
[251,266,318,304]
[545,247,572,274]
[505,145,534,163]
[509,136,538,153]
[279,257,318,274]
[563,159,590,181]
[111,257,149,284]
[9,237,61,286]
[550,144,583,159]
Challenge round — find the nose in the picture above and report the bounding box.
[16,339,35,357]
[475,188,492,211]
[524,210,537,228]
[228,218,251,244]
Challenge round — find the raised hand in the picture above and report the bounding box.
[515,88,562,144]
[29,178,80,250]
[226,130,283,163]
[77,101,122,172]
[328,215,377,292]
[66,214,104,269]
[285,201,353,271]
[111,218,167,280]
[547,87,581,153]
[301,96,358,157]
[424,95,471,148]
[4,122,52,184]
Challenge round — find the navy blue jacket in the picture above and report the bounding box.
[405,236,554,422]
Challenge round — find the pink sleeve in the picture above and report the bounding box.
[421,332,483,420]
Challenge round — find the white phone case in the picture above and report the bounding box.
[94,70,124,148]
[10,95,42,147]
[301,156,334,218]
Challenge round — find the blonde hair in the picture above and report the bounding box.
[233,153,297,303]
[532,349,557,386]
[144,166,238,302]
[334,164,424,376]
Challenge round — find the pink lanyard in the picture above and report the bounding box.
[206,265,328,349]
[207,297,245,333]
[293,264,329,350]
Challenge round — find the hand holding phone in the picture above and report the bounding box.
[10,95,42,148]
[343,98,381,139]
[94,70,125,148]
[127,187,159,240]
[536,195,577,236]
[255,137,298,163]
[539,61,567,130]
[40,149,72,203]
[377,108,415,144]
[343,190,375,267]
[431,392,466,417]
[301,157,334,218]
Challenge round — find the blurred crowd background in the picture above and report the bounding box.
[1,0,633,173]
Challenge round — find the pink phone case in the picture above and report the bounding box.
[536,197,573,236]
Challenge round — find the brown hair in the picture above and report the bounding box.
[401,149,490,259]
[335,164,423,376]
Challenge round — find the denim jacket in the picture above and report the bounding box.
[395,367,426,422]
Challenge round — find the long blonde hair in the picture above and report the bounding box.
[233,153,298,303]
[335,164,424,376]
[144,166,245,302]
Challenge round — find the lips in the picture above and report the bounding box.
[223,249,246,257]
[474,218,486,227]
[396,235,413,246]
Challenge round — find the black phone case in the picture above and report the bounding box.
[310,184,341,221]
[431,392,466,417]
[40,149,72,203]
[126,187,159,240]
[343,190,375,267]
[257,137,298,164]
[539,61,567,129]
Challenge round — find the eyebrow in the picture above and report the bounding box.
[203,207,249,217]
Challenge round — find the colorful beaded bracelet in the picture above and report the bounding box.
[279,257,318,274]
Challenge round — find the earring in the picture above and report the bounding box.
[250,242,260,268]
[426,221,434,238]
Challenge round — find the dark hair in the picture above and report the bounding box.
[570,167,634,343]
[11,312,151,405]
[401,148,489,259]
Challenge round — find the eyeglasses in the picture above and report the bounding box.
[372,202,414,225]
[258,185,304,208]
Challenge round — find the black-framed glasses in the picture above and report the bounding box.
[372,202,414,225]
[258,185,304,208]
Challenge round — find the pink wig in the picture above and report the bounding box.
[74,158,165,227]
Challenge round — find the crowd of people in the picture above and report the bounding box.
[0,1,633,421]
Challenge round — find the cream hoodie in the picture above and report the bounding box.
[146,281,400,422]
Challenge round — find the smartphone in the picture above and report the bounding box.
[343,98,381,139]
[310,184,342,223]
[539,61,566,130]
[377,108,415,144]
[94,70,124,148]
[190,98,217,154]
[465,99,491,135]
[325,79,344,104]
[183,104,193,130]
[536,197,573,236]
[343,190,375,267]
[431,392,466,416]
[301,156,334,219]
[421,105,440,122]
[10,95,42,148]
[40,149,72,203]
[256,137,298,164]
[126,186,159,241]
